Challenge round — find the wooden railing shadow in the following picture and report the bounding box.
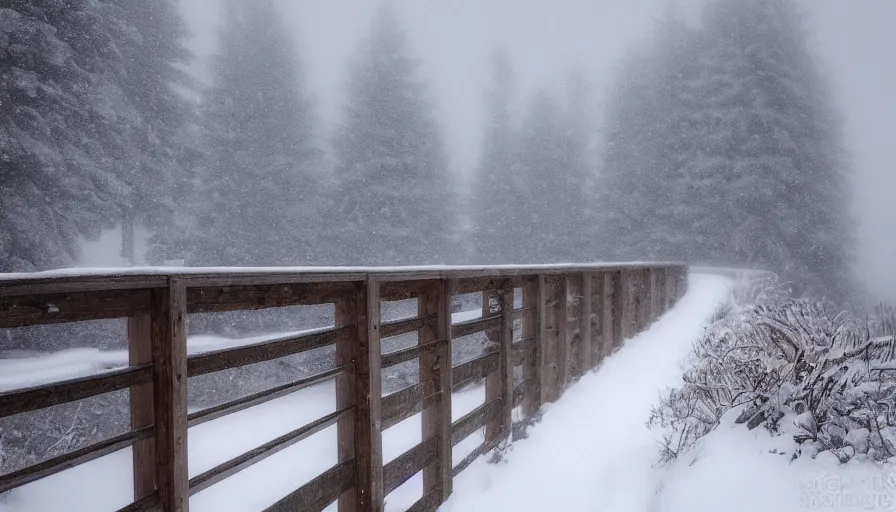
[0,263,687,512]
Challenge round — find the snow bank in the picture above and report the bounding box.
[658,411,896,511]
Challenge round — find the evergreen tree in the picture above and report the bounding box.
[189,0,320,266]
[691,0,853,299]
[596,0,852,300]
[553,69,598,262]
[104,0,196,264]
[0,1,125,271]
[470,48,519,264]
[596,7,699,262]
[329,5,452,266]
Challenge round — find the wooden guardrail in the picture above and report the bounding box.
[0,263,687,512]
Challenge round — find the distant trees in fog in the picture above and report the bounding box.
[597,0,853,301]
[0,0,853,300]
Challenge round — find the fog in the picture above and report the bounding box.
[170,0,895,299]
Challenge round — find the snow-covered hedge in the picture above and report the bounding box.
[650,282,896,464]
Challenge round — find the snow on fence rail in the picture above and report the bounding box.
[0,264,687,512]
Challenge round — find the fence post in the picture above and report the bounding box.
[335,286,358,512]
[485,280,513,445]
[640,269,653,331]
[128,313,155,502]
[359,279,384,511]
[420,279,453,502]
[542,276,567,403]
[566,275,583,380]
[602,271,621,357]
[151,278,189,512]
[521,275,543,418]
[652,268,666,318]
[580,272,594,372]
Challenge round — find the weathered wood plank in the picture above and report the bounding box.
[334,289,359,512]
[0,288,151,328]
[0,365,151,419]
[485,281,513,444]
[451,351,499,392]
[454,276,518,295]
[187,326,351,377]
[0,275,166,298]
[619,270,637,342]
[521,275,543,418]
[566,275,584,380]
[581,272,594,372]
[451,314,500,338]
[152,279,189,512]
[379,279,430,301]
[188,366,345,428]
[604,272,625,357]
[189,408,350,495]
[511,336,536,367]
[591,273,604,364]
[405,488,440,512]
[186,281,355,313]
[116,491,160,512]
[638,269,652,332]
[0,426,152,493]
[451,435,502,477]
[264,459,355,512]
[512,380,528,408]
[382,436,439,496]
[380,313,435,339]
[651,267,665,317]
[542,276,567,403]
[450,398,501,446]
[356,279,384,511]
[419,278,453,503]
[128,314,155,501]
[381,338,445,369]
[381,383,439,431]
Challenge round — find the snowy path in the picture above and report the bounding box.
[439,273,734,512]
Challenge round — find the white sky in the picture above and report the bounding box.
[175,0,896,301]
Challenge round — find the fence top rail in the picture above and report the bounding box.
[0,262,687,294]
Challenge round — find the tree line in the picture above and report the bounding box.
[1,0,853,302]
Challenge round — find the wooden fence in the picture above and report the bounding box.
[0,264,687,512]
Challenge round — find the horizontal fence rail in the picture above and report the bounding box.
[0,263,688,512]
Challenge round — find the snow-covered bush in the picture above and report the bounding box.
[649,285,896,464]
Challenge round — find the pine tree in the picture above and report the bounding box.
[596,7,699,262]
[329,5,452,266]
[470,48,519,264]
[514,91,572,263]
[189,0,320,266]
[553,69,598,262]
[0,1,125,271]
[507,83,597,264]
[104,0,196,264]
[690,0,853,299]
[596,0,852,299]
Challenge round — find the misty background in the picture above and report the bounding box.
[4,0,894,301]
[74,0,894,302]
